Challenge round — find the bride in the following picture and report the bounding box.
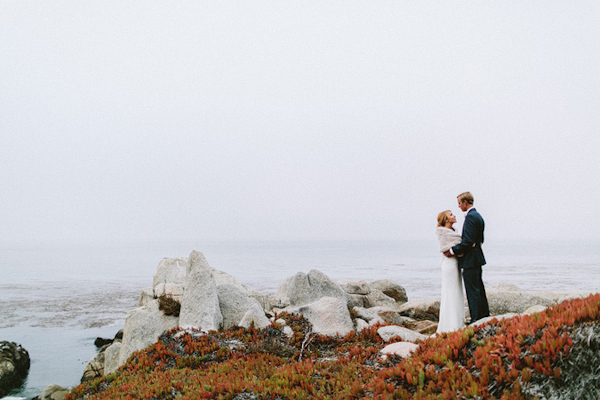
[435,210,466,333]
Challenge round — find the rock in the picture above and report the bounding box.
[104,342,122,375]
[352,306,378,322]
[471,313,518,327]
[94,337,113,348]
[218,284,263,329]
[276,270,347,307]
[364,289,397,309]
[340,280,371,295]
[213,269,248,292]
[81,351,104,382]
[414,320,438,335]
[282,326,294,338]
[36,384,70,400]
[381,342,419,358]
[377,325,427,343]
[368,279,408,304]
[153,257,188,300]
[0,341,30,398]
[487,286,554,315]
[247,290,272,312]
[398,297,440,321]
[355,318,369,332]
[369,306,404,325]
[522,305,547,315]
[138,287,154,307]
[119,299,179,366]
[179,251,223,331]
[239,304,271,329]
[290,297,354,337]
[346,293,367,308]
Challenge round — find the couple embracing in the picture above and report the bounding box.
[435,191,489,333]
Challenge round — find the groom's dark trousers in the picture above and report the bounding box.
[452,208,490,323]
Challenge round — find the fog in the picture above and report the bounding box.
[2,1,599,244]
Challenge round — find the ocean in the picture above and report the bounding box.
[1,239,599,399]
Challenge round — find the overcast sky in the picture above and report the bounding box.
[1,2,599,244]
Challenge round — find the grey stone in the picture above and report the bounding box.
[81,351,104,382]
[37,385,70,400]
[364,289,398,309]
[377,325,427,343]
[340,280,371,295]
[381,342,419,358]
[239,304,271,329]
[290,296,354,337]
[368,279,408,304]
[119,300,179,366]
[104,342,122,375]
[153,257,188,300]
[398,297,440,321]
[179,251,223,331]
[218,284,262,329]
[277,269,346,307]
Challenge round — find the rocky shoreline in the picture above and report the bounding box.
[28,250,594,400]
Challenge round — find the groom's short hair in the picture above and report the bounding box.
[457,192,474,204]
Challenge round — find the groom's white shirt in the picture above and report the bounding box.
[449,207,475,256]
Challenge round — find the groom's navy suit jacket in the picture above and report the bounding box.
[452,208,486,270]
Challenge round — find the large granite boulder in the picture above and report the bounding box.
[290,296,354,337]
[218,284,262,329]
[380,342,419,358]
[364,289,397,309]
[179,251,223,331]
[275,270,346,308]
[119,299,179,366]
[0,341,30,398]
[153,257,188,300]
[398,297,440,321]
[368,279,408,304]
[104,342,122,375]
[487,284,555,315]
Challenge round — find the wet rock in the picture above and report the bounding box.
[0,341,30,398]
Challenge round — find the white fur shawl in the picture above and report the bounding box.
[436,226,462,252]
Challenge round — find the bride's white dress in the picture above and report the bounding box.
[436,227,465,333]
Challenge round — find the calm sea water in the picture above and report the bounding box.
[1,239,599,399]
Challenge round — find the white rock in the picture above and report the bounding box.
[487,288,554,315]
[276,270,346,307]
[381,342,419,358]
[179,251,223,331]
[353,306,378,322]
[397,297,440,321]
[138,287,154,307]
[364,289,397,309]
[119,299,179,366]
[522,305,548,315]
[355,318,369,332]
[377,325,426,343]
[37,385,70,400]
[282,325,294,338]
[239,303,271,329]
[104,342,122,375]
[471,313,518,327]
[290,296,354,337]
[368,279,408,304]
[340,280,371,295]
[218,284,262,329]
[153,257,187,299]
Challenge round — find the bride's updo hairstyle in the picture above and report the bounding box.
[437,210,451,227]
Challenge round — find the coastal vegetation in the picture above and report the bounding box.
[67,294,599,400]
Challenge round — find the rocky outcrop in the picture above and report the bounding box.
[275,270,347,308]
[218,284,262,329]
[239,304,271,329]
[153,257,188,300]
[179,251,223,331]
[119,299,179,366]
[290,297,354,337]
[81,351,105,383]
[0,341,30,398]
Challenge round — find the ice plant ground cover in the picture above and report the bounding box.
[67,294,600,400]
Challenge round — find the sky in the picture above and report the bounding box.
[1,1,599,244]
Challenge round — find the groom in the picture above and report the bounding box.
[443,192,490,323]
